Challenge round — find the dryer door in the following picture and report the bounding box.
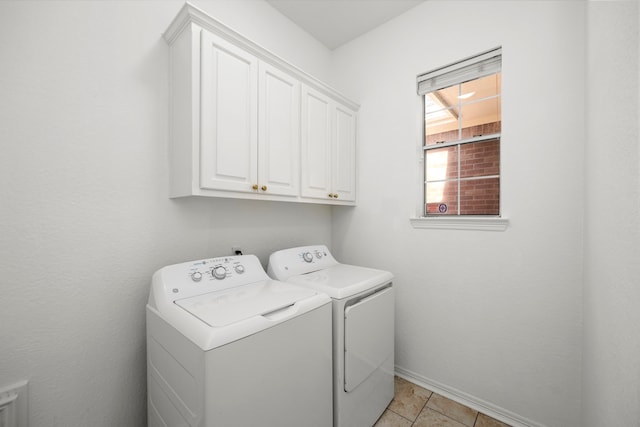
[344,286,394,392]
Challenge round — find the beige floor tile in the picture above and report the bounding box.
[373,409,413,427]
[413,407,468,427]
[387,376,433,421]
[474,413,512,427]
[425,394,478,427]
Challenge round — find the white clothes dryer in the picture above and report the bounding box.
[268,245,394,427]
[146,254,333,427]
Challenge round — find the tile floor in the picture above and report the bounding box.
[374,377,512,427]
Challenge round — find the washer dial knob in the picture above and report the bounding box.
[302,252,313,263]
[234,264,245,274]
[191,271,203,282]
[212,266,227,280]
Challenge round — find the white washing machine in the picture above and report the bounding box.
[267,245,394,427]
[146,254,333,427]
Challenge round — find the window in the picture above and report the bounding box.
[417,48,502,219]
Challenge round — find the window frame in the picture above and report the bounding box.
[411,47,509,231]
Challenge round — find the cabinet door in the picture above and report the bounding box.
[301,86,332,200]
[200,30,258,193]
[333,105,357,202]
[258,63,300,197]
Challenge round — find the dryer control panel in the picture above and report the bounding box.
[267,245,339,281]
[152,254,270,302]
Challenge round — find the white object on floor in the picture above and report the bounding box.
[0,380,28,427]
[147,254,333,427]
[268,245,395,427]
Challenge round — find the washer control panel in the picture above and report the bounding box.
[155,254,269,302]
[267,245,338,281]
[300,248,328,263]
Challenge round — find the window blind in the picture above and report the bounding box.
[417,47,502,95]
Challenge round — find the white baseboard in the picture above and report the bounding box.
[394,366,545,427]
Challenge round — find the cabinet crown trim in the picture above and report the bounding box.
[164,2,360,111]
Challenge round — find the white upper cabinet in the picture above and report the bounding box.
[301,86,332,200]
[200,30,258,193]
[258,62,300,197]
[301,86,356,202]
[164,3,358,205]
[200,32,299,197]
[333,104,357,202]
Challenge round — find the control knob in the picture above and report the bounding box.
[234,264,245,274]
[191,271,203,282]
[302,252,313,263]
[212,266,227,280]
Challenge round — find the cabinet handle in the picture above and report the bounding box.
[333,194,339,199]
[328,193,334,198]
[252,184,259,190]
[261,185,267,191]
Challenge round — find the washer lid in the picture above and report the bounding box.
[286,264,393,299]
[175,280,318,327]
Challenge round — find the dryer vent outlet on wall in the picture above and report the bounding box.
[0,380,28,427]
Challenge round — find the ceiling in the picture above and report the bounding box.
[266,0,425,50]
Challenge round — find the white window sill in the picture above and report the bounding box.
[410,216,509,231]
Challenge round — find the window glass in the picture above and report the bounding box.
[423,70,501,216]
[459,177,500,215]
[425,94,458,145]
[425,182,458,215]
[425,146,458,181]
[459,138,500,178]
[460,97,501,134]
[460,74,501,102]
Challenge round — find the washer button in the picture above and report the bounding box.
[212,266,227,280]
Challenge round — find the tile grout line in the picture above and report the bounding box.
[472,411,479,427]
[385,377,512,427]
[384,407,414,425]
[418,392,479,427]
[410,392,432,426]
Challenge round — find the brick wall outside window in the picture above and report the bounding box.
[426,122,500,215]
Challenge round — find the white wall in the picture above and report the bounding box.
[330,2,585,426]
[583,2,640,426]
[0,1,333,425]
[4,1,638,426]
